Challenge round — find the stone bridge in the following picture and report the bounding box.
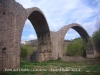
[0,0,95,71]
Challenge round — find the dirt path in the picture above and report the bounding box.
[62,56,100,62]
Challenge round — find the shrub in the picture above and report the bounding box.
[92,30,100,50]
[67,38,86,57]
[20,45,34,59]
[20,46,28,59]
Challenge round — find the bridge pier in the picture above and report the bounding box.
[86,49,95,58]
[50,31,63,60]
[0,0,27,72]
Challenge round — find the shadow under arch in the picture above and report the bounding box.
[27,7,50,38]
[24,7,52,62]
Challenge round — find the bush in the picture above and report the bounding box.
[67,38,86,57]
[20,46,28,59]
[20,45,34,59]
[92,18,100,56]
[92,30,100,50]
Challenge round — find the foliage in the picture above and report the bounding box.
[92,18,100,50]
[62,45,67,56]
[92,30,100,49]
[67,38,86,56]
[20,45,34,59]
[20,46,28,59]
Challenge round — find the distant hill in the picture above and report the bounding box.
[63,40,74,45]
[29,39,74,46]
[29,39,38,47]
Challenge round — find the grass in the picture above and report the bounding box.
[0,59,100,75]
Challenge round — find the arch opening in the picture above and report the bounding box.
[21,19,38,61]
[20,7,52,62]
[63,28,86,57]
[59,23,93,59]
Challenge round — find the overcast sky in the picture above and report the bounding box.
[15,0,100,41]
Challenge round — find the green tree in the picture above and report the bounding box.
[92,18,100,50]
[20,46,28,59]
[20,45,34,59]
[93,30,100,49]
[67,38,86,57]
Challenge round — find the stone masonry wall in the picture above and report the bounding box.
[0,0,27,71]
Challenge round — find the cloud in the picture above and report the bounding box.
[71,6,98,22]
[15,0,83,31]
[64,29,80,40]
[27,35,37,40]
[22,19,35,32]
[22,35,37,41]
[96,0,100,7]
[22,36,27,38]
[15,0,34,8]
[24,20,32,26]
[82,20,96,35]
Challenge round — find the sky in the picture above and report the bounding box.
[15,0,100,41]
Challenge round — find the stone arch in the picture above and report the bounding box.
[51,23,94,60]
[59,23,90,42]
[26,7,50,37]
[23,7,52,62]
[57,23,94,59]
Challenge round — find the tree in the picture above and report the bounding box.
[20,46,28,59]
[92,18,100,50]
[93,30,100,49]
[67,38,86,57]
